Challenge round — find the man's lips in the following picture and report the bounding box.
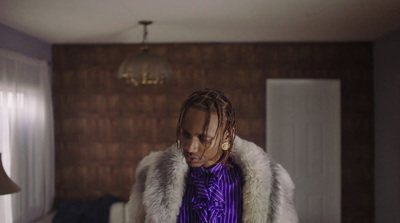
[185,156,200,162]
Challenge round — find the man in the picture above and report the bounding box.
[127,89,298,223]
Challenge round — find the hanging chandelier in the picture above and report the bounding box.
[118,21,173,86]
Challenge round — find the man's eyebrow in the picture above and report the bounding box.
[180,127,213,139]
[202,131,217,139]
[181,127,197,136]
[180,127,189,134]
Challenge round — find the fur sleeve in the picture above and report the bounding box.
[270,163,298,223]
[126,151,161,223]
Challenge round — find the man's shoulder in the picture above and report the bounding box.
[233,136,268,158]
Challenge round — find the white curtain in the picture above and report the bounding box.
[0,48,54,223]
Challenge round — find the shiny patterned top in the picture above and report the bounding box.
[177,158,243,223]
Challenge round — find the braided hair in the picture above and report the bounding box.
[176,89,236,166]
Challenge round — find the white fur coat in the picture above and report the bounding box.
[127,136,298,223]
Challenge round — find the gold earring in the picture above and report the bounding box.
[221,142,230,151]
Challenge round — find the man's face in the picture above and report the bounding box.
[180,107,222,168]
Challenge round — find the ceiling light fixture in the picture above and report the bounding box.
[117,21,173,86]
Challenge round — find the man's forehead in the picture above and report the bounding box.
[182,108,219,136]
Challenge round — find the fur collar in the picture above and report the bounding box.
[230,137,272,222]
[139,136,274,222]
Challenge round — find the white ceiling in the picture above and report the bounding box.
[1,0,400,44]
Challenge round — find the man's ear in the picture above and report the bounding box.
[227,128,236,141]
[223,129,232,141]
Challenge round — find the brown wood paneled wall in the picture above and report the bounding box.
[52,43,374,222]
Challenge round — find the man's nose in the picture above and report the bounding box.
[185,138,198,153]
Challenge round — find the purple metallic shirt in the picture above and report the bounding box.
[177,158,243,223]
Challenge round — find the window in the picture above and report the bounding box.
[0,48,54,223]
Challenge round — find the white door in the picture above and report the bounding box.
[266,79,341,223]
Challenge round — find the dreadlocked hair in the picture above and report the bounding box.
[176,88,236,166]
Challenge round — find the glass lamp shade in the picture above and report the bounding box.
[0,153,21,195]
[118,49,173,86]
